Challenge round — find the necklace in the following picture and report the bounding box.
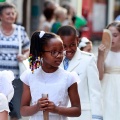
[0,25,14,36]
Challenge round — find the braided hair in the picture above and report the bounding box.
[29,31,59,73]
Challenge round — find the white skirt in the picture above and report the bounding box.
[101,73,120,120]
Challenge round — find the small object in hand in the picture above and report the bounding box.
[102,29,112,60]
[42,93,49,120]
[42,94,48,98]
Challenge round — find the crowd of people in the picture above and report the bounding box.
[0,1,120,120]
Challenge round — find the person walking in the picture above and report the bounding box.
[57,25,103,120]
[97,21,120,120]
[0,2,30,120]
[20,31,81,120]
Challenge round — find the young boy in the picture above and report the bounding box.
[57,25,103,120]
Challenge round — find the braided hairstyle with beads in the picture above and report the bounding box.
[29,31,59,73]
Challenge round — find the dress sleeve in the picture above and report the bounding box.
[20,70,31,86]
[0,70,14,102]
[0,93,9,113]
[67,72,80,88]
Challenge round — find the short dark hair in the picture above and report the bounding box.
[43,8,54,20]
[0,2,16,15]
[57,25,77,36]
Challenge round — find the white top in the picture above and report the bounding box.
[104,51,120,74]
[0,70,14,102]
[20,67,78,120]
[0,93,9,112]
[105,51,120,67]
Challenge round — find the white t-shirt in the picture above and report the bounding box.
[20,67,78,120]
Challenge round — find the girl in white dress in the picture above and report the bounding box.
[0,70,14,120]
[97,21,120,120]
[20,31,81,120]
[0,93,9,120]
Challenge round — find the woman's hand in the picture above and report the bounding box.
[17,54,27,62]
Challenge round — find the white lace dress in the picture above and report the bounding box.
[20,67,78,120]
[101,51,120,120]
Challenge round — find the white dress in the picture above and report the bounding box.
[101,51,120,120]
[0,70,14,102]
[20,67,78,120]
[0,93,9,112]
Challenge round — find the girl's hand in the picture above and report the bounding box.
[98,44,106,57]
[45,101,58,113]
[37,98,49,111]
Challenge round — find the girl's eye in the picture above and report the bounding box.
[113,35,117,37]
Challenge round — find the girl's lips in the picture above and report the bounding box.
[55,60,62,64]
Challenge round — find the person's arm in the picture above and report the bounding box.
[17,49,30,62]
[0,111,8,120]
[20,83,39,116]
[58,82,81,117]
[87,56,103,120]
[22,49,30,59]
[43,83,81,117]
[0,94,9,120]
[97,44,106,80]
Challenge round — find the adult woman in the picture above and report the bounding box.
[0,2,30,120]
[97,21,120,120]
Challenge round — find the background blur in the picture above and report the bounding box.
[1,0,120,41]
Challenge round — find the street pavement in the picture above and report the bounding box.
[9,40,101,120]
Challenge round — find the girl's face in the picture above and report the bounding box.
[108,26,120,51]
[60,35,78,60]
[0,8,17,24]
[42,37,64,72]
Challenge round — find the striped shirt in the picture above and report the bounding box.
[0,24,30,79]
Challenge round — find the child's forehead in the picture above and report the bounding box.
[46,37,62,45]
